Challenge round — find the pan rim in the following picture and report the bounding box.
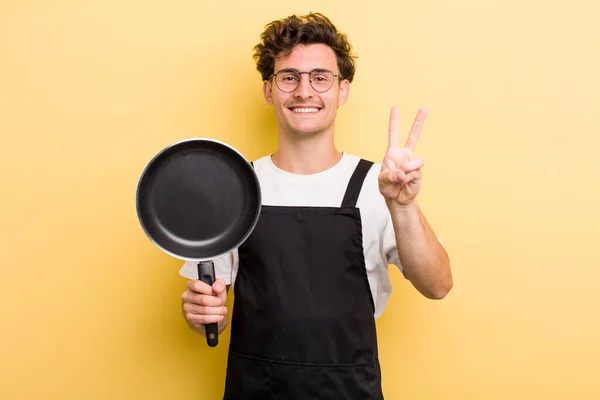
[135,137,262,262]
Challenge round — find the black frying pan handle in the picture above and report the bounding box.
[198,261,219,347]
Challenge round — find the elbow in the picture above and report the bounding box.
[426,277,453,300]
[428,257,453,300]
[408,257,453,300]
[428,287,451,300]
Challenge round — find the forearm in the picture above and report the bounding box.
[387,201,453,299]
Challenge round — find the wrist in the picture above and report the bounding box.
[385,199,419,213]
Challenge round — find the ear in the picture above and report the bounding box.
[263,80,274,105]
[337,79,350,106]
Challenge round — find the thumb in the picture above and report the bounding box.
[212,278,227,300]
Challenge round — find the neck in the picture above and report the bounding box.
[271,131,342,174]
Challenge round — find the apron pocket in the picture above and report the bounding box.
[224,351,382,400]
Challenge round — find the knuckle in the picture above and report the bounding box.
[191,280,206,293]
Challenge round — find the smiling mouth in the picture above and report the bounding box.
[288,107,321,113]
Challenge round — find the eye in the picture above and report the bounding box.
[311,73,330,82]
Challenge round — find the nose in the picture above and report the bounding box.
[294,73,314,98]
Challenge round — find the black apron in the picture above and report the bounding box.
[223,159,383,400]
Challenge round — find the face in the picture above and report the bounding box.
[263,43,350,139]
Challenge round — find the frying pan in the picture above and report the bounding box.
[135,138,261,347]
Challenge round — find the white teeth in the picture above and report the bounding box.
[292,107,319,113]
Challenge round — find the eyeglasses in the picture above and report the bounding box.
[270,68,341,93]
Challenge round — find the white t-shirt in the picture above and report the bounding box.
[180,152,403,318]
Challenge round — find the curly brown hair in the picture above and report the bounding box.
[253,13,357,83]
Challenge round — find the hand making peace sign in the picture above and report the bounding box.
[378,107,428,206]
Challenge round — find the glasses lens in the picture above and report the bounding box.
[275,70,300,92]
[309,70,334,92]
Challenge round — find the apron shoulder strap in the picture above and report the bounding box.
[341,159,374,208]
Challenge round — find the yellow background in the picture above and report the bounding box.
[1,0,599,399]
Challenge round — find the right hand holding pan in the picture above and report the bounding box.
[182,278,228,335]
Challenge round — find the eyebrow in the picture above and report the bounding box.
[278,68,333,73]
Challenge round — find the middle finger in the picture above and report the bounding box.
[185,292,225,307]
[183,303,227,316]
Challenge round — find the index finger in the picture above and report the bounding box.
[404,108,428,151]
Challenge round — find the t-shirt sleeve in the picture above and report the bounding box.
[179,250,237,285]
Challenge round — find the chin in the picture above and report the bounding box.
[289,127,325,137]
[287,121,332,137]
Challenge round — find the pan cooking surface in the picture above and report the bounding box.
[137,140,260,259]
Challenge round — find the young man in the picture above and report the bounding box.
[180,12,452,399]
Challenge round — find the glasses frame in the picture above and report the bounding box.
[269,68,342,93]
